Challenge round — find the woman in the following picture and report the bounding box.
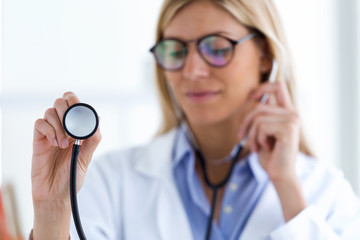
[30,0,360,239]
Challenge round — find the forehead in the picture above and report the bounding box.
[163,0,248,39]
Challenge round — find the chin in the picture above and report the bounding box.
[184,107,229,127]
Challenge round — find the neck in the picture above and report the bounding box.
[188,118,248,161]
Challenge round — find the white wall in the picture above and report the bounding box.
[358,0,360,195]
[1,0,359,237]
[1,0,164,235]
[336,0,360,194]
[275,0,340,168]
[275,0,360,195]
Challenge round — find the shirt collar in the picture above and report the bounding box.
[172,127,193,168]
[172,127,269,184]
[247,152,269,183]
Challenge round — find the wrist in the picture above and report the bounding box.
[33,200,72,240]
[271,176,307,222]
[268,170,297,186]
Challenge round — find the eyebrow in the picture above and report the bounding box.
[163,31,236,40]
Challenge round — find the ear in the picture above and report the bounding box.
[260,53,272,74]
[255,37,273,83]
[258,38,272,74]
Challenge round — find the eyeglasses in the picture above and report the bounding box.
[150,32,255,71]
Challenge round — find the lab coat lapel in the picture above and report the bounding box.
[157,180,193,240]
[239,182,284,240]
[135,129,193,240]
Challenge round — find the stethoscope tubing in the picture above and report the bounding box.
[70,141,87,240]
[64,103,99,240]
[196,143,244,240]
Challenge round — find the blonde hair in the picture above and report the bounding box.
[153,0,314,156]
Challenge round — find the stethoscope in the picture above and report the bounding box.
[180,122,247,240]
[182,60,278,240]
[63,60,278,240]
[63,103,99,240]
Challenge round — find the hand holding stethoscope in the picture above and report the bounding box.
[238,81,300,182]
[236,65,306,224]
[31,92,101,240]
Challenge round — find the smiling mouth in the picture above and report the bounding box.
[185,90,220,102]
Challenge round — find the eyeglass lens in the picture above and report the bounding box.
[154,40,187,70]
[153,35,233,70]
[199,36,233,67]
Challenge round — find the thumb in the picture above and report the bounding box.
[79,129,102,166]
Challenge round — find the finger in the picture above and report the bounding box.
[80,128,102,166]
[34,118,58,147]
[77,129,102,175]
[248,115,288,152]
[258,114,297,146]
[53,97,70,127]
[238,104,288,139]
[258,122,272,151]
[252,82,293,109]
[247,114,277,152]
[256,118,282,151]
[77,116,102,167]
[246,115,260,152]
[63,91,81,107]
[44,108,69,148]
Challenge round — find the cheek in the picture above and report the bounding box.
[164,72,180,89]
[218,53,262,101]
[231,45,262,81]
[164,72,183,101]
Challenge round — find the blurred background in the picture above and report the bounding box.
[0,0,359,238]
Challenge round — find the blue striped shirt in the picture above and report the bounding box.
[172,128,269,240]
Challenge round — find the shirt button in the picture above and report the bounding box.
[224,205,233,214]
[229,183,238,191]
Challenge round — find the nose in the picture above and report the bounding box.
[182,45,210,80]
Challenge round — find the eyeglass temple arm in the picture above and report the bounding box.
[239,59,278,148]
[236,32,256,44]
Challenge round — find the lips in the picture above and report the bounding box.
[185,90,220,102]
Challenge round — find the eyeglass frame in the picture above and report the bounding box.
[149,32,256,71]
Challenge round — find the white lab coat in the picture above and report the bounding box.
[69,129,360,240]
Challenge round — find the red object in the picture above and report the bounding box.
[0,190,11,240]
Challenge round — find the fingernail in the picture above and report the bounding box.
[53,139,59,146]
[61,139,69,148]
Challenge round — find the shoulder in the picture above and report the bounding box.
[296,152,345,184]
[295,152,359,216]
[295,152,349,195]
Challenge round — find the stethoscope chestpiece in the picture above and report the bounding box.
[63,103,99,140]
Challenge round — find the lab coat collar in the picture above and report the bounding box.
[134,129,177,180]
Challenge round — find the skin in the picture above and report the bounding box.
[32,92,101,240]
[163,0,306,223]
[30,0,306,238]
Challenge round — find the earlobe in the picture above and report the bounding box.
[259,53,273,83]
[260,64,266,72]
[260,53,273,73]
